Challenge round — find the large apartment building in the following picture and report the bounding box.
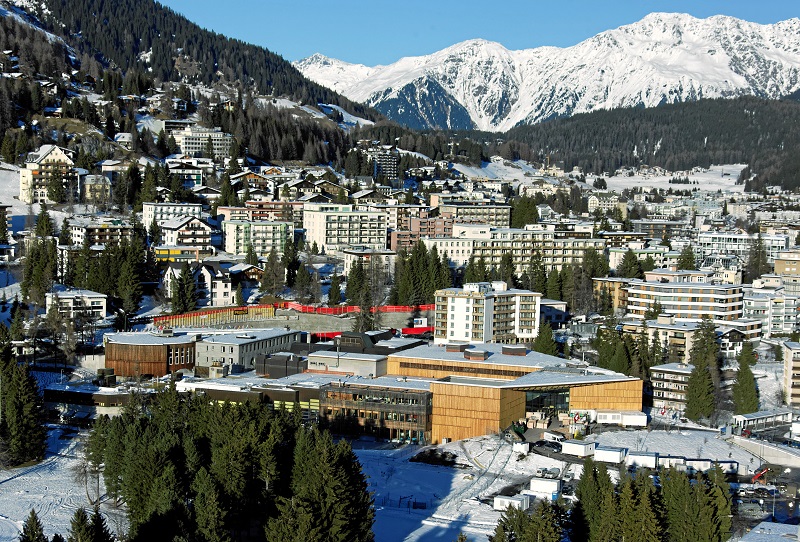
[222,220,291,258]
[172,126,233,160]
[424,224,606,273]
[143,202,203,227]
[19,145,76,204]
[743,277,800,337]
[697,232,790,265]
[303,203,386,255]
[68,217,134,247]
[625,269,744,322]
[439,202,512,228]
[434,281,542,344]
[650,362,693,413]
[784,342,800,407]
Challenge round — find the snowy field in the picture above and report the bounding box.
[0,427,126,542]
[452,159,542,182]
[600,164,747,193]
[0,425,768,542]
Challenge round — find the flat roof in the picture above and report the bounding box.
[388,343,568,370]
[105,331,199,346]
[308,351,387,363]
[197,329,298,345]
[504,370,637,389]
[650,362,694,373]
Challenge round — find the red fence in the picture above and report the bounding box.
[153,303,434,327]
[274,302,433,315]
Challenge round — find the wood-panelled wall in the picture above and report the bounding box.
[570,380,643,411]
[430,382,525,444]
[387,355,537,381]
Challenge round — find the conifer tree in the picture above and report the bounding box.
[608,339,631,374]
[245,244,258,266]
[560,266,574,307]
[260,248,284,296]
[685,362,715,421]
[617,248,643,278]
[67,508,93,542]
[192,467,230,542]
[89,506,114,542]
[691,316,721,389]
[546,269,562,300]
[676,245,697,270]
[235,283,244,307]
[345,260,366,305]
[3,363,47,464]
[19,509,47,542]
[328,274,341,305]
[733,343,759,415]
[35,203,54,237]
[532,322,558,356]
[0,206,7,245]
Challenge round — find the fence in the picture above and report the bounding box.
[153,303,434,328]
[274,302,434,315]
[153,304,276,328]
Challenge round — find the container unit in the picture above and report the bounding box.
[561,440,595,458]
[626,451,658,470]
[594,446,626,464]
[493,494,531,511]
[620,411,648,427]
[657,455,686,470]
[528,478,562,495]
[512,442,531,454]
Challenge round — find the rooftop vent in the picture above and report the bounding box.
[502,345,527,356]
[446,343,469,353]
[464,349,489,361]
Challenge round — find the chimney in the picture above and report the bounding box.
[446,342,469,353]
[464,349,489,361]
[502,345,527,356]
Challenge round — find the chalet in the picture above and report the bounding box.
[160,216,213,249]
[19,145,76,204]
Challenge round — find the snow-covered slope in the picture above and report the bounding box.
[294,13,800,131]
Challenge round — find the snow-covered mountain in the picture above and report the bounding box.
[294,13,800,132]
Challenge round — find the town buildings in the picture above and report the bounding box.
[171,126,233,160]
[143,202,203,227]
[222,220,291,258]
[19,145,75,204]
[303,203,387,255]
[433,281,541,344]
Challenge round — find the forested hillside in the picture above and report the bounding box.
[504,96,800,191]
[30,0,380,120]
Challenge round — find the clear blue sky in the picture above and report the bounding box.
[158,0,800,66]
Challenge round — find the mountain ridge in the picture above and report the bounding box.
[294,12,800,131]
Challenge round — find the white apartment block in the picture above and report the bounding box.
[697,232,789,265]
[222,220,290,258]
[342,247,396,281]
[143,202,203,227]
[172,126,233,160]
[45,288,107,320]
[433,281,541,344]
[423,224,606,273]
[161,216,213,249]
[743,277,800,337]
[195,329,301,372]
[650,362,693,413]
[303,203,387,255]
[625,270,744,323]
[67,217,134,247]
[608,245,670,273]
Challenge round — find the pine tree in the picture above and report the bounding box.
[245,244,258,266]
[617,248,643,278]
[328,274,342,305]
[546,268,562,300]
[733,343,759,415]
[532,322,558,356]
[746,233,770,281]
[35,203,54,237]
[19,509,47,542]
[192,467,230,542]
[677,245,696,270]
[235,283,244,307]
[526,500,561,542]
[89,506,114,542]
[685,363,715,421]
[617,475,638,542]
[345,260,365,305]
[609,338,631,375]
[691,316,721,389]
[3,363,47,464]
[260,248,284,296]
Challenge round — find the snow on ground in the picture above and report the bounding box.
[0,427,126,542]
[754,360,784,411]
[398,149,432,162]
[452,159,542,182]
[601,164,747,193]
[586,428,759,470]
[317,103,374,129]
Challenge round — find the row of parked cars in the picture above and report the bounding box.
[532,440,562,453]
